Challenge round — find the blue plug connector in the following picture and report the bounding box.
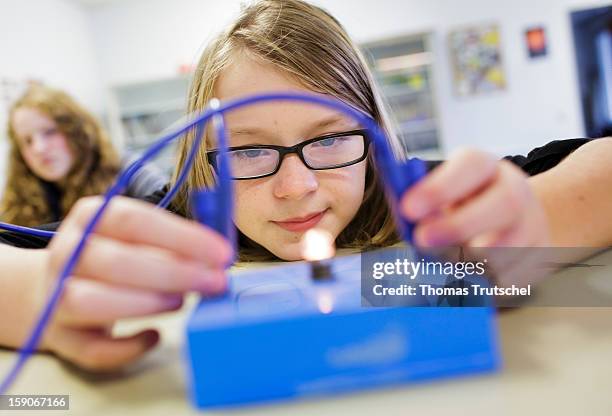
[190,99,236,263]
[375,156,427,243]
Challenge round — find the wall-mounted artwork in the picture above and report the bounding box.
[526,26,548,58]
[448,24,506,96]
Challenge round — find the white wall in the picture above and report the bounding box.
[86,0,240,86]
[0,0,107,186]
[320,0,610,156]
[86,0,610,157]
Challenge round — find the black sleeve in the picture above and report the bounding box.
[424,138,591,176]
[141,184,176,211]
[502,138,591,176]
[0,184,173,249]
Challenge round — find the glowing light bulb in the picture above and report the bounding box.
[301,229,335,280]
[302,229,335,261]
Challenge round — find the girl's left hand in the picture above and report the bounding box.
[401,149,551,247]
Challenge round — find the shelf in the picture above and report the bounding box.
[112,75,193,175]
[120,99,185,119]
[399,130,439,153]
[374,52,432,73]
[361,32,441,154]
[114,74,191,111]
[399,118,437,134]
[382,85,429,100]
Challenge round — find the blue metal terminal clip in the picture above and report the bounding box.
[372,142,427,243]
[190,99,236,257]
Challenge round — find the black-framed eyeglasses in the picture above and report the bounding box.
[206,129,370,180]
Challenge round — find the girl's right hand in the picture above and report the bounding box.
[38,196,232,371]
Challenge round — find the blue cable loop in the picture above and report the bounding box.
[0,91,424,393]
[0,93,382,239]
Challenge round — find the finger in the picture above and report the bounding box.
[414,162,528,246]
[56,278,184,326]
[52,230,226,294]
[60,196,232,267]
[402,149,498,220]
[471,241,549,288]
[51,327,160,372]
[472,216,536,248]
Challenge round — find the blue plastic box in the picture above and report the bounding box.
[185,254,500,408]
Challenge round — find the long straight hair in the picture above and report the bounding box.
[172,0,404,261]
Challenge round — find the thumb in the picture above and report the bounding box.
[51,327,160,372]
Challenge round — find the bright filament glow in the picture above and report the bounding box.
[301,229,335,261]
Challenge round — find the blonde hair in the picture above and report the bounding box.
[173,0,404,260]
[1,84,120,226]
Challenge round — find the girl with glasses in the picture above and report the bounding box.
[0,0,610,371]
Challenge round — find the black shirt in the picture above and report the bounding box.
[0,138,592,249]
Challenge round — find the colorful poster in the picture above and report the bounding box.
[526,26,548,58]
[448,24,507,96]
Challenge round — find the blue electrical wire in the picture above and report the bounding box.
[0,223,55,239]
[0,92,404,394]
[211,99,236,252]
[0,105,217,394]
[0,93,381,240]
[157,118,206,210]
